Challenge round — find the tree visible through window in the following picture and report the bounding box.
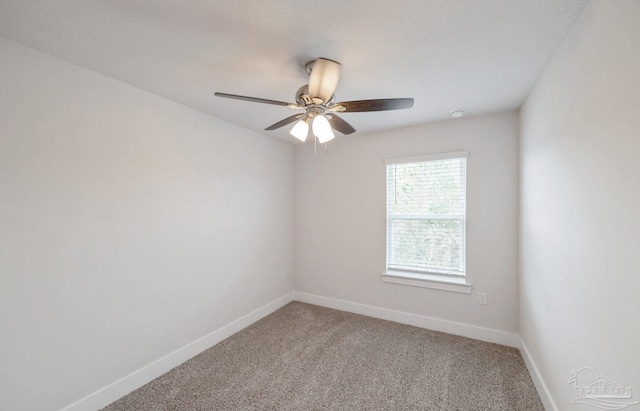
[386,152,467,277]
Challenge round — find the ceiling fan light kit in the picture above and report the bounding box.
[290,116,309,142]
[312,114,335,143]
[215,58,414,144]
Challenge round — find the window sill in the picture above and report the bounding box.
[382,271,472,294]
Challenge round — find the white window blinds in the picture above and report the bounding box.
[386,151,468,277]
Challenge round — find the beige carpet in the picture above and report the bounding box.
[102,302,543,410]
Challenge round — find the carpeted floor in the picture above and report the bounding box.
[102,302,543,410]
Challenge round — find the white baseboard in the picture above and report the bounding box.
[60,292,294,411]
[59,292,555,411]
[293,291,519,348]
[519,337,558,411]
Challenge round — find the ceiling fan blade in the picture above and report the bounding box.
[327,114,356,135]
[333,98,414,112]
[215,92,298,108]
[265,114,305,131]
[308,58,341,105]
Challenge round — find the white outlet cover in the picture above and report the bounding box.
[478,292,488,305]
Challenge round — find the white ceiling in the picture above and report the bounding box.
[0,0,589,143]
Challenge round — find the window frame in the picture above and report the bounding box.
[383,151,471,294]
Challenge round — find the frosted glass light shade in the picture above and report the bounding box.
[290,119,309,142]
[312,115,335,143]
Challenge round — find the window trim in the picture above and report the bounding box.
[382,270,472,294]
[384,150,471,292]
[385,150,469,165]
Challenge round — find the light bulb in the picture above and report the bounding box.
[312,115,335,143]
[289,119,309,142]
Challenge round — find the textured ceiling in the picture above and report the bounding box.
[0,0,589,143]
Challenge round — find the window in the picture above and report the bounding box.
[384,151,469,292]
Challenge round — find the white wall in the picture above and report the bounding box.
[519,1,640,409]
[0,38,294,411]
[295,111,519,333]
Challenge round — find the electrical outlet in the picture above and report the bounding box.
[478,292,488,305]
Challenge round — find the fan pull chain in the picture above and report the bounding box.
[314,136,317,161]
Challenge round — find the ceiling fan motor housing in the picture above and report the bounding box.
[295,85,335,109]
[295,85,313,106]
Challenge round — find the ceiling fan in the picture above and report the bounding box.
[215,58,414,143]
